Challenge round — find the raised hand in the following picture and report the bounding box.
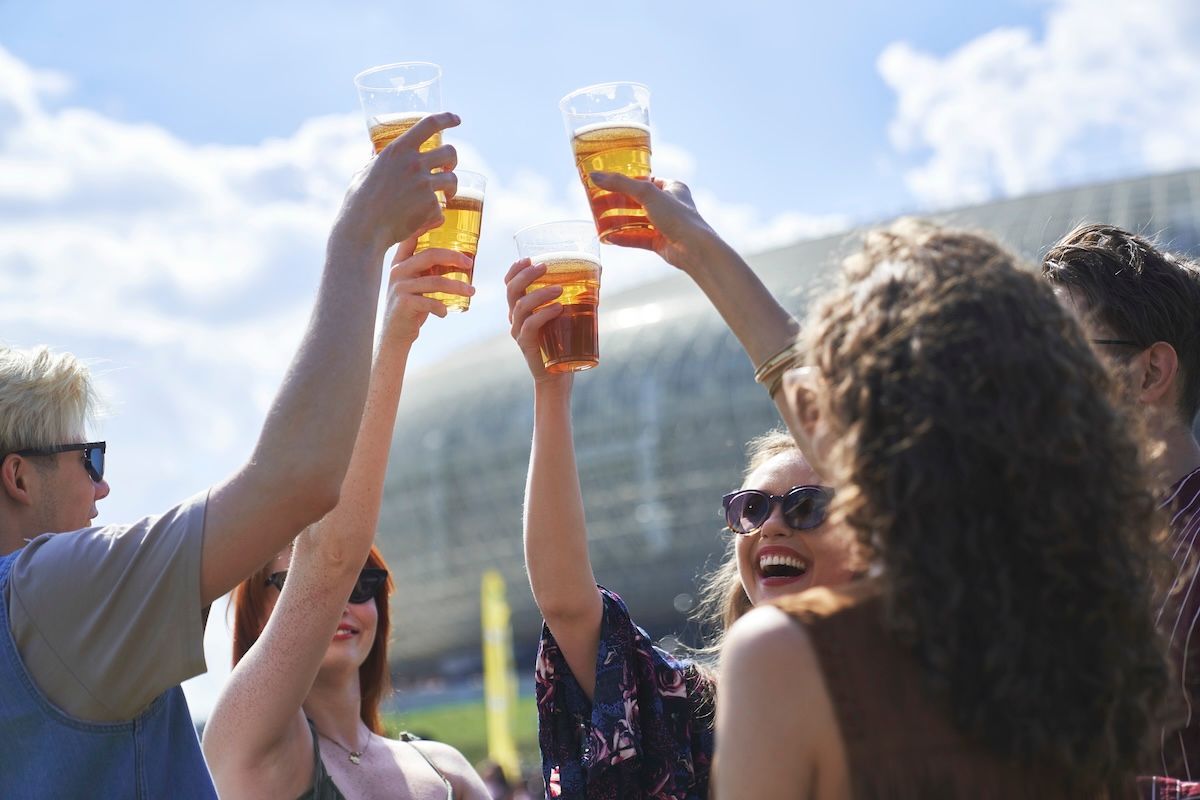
[505,258,573,388]
[382,238,474,345]
[590,172,720,271]
[339,112,462,251]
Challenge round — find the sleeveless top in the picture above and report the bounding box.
[0,550,216,799]
[776,580,1133,800]
[297,718,453,800]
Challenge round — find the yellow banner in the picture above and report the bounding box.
[481,569,521,782]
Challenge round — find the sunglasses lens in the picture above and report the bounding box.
[783,488,831,530]
[84,447,104,482]
[726,491,771,534]
[349,572,385,604]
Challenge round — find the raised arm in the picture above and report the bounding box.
[198,113,460,605]
[591,172,805,439]
[203,242,473,797]
[505,258,604,698]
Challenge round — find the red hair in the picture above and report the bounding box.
[231,544,394,734]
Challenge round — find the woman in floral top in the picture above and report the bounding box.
[503,173,862,800]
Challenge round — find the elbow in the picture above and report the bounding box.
[537,591,603,631]
[283,472,342,526]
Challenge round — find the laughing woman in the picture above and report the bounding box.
[202,241,490,800]
[505,180,863,799]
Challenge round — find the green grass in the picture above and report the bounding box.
[382,695,539,768]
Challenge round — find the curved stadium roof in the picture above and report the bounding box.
[378,168,1200,678]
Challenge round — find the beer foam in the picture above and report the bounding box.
[529,250,602,268]
[573,121,651,137]
[449,184,485,203]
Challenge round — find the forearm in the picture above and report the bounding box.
[304,328,413,571]
[678,233,801,366]
[200,228,387,602]
[523,382,601,624]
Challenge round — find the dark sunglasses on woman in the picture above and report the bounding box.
[721,485,834,535]
[264,567,388,605]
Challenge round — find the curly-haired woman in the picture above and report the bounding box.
[715,220,1174,798]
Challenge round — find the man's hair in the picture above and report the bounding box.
[0,346,97,455]
[1042,224,1200,425]
[799,218,1170,786]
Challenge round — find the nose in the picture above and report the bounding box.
[757,503,792,538]
[94,478,111,501]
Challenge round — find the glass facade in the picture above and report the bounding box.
[379,168,1200,678]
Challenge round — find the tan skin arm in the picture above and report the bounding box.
[591,171,806,441]
[197,113,461,606]
[202,241,473,798]
[505,259,604,699]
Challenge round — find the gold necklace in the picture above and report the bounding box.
[317,726,372,766]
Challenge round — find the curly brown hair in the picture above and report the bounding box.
[801,219,1172,784]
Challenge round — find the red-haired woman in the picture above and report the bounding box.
[202,241,491,800]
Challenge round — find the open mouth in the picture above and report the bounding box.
[758,552,809,581]
[334,625,360,639]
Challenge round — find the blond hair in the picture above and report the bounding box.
[0,346,98,454]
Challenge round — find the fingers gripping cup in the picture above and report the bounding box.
[515,221,603,373]
[414,170,486,312]
[354,62,443,155]
[559,82,653,246]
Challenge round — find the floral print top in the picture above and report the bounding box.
[534,587,716,800]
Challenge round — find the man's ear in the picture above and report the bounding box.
[1136,341,1180,407]
[0,454,36,507]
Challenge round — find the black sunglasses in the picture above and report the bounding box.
[264,567,388,605]
[13,441,106,483]
[721,485,834,535]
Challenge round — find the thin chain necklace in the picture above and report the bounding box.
[316,725,373,766]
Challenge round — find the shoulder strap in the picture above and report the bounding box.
[397,732,454,800]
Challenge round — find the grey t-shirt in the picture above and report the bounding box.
[5,491,209,722]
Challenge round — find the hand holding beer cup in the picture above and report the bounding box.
[511,221,603,374]
[339,112,461,249]
[589,173,724,272]
[506,259,571,386]
[384,237,475,344]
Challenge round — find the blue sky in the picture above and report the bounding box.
[1,0,1045,218]
[2,0,1198,718]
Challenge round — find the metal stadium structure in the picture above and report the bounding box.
[378,168,1200,680]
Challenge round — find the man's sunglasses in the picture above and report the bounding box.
[13,441,106,483]
[264,567,389,605]
[721,485,834,535]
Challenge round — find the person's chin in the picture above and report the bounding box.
[757,571,814,602]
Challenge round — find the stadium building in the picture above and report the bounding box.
[378,168,1200,681]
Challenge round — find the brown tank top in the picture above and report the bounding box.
[775,580,1132,800]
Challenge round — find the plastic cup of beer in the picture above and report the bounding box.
[558,82,653,246]
[414,170,486,313]
[354,62,443,155]
[514,221,603,373]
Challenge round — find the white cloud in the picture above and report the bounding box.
[879,0,1200,207]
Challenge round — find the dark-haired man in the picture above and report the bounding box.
[1043,223,1200,780]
